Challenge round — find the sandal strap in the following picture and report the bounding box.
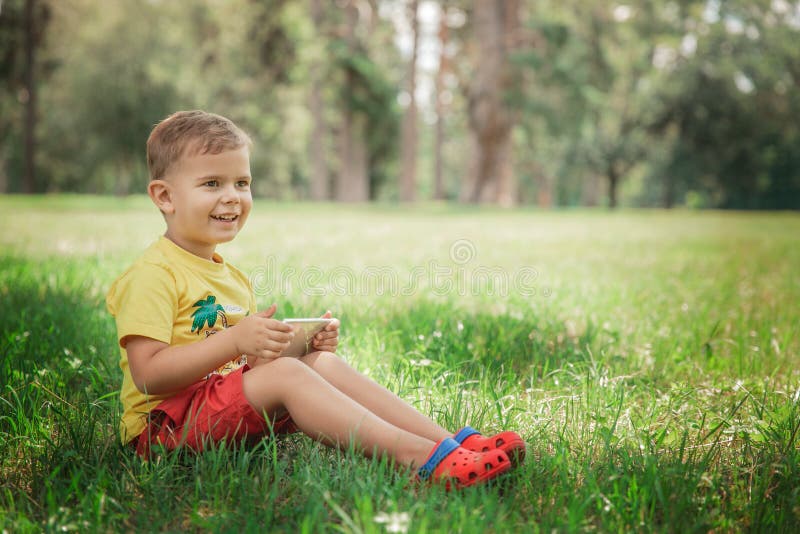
[452,426,481,444]
[417,438,460,481]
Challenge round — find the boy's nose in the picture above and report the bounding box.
[220,185,240,203]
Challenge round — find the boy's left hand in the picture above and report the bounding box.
[312,310,339,353]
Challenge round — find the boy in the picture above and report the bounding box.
[106,110,525,488]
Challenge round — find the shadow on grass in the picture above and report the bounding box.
[0,255,125,526]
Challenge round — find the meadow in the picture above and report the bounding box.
[1,195,798,533]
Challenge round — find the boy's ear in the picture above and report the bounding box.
[148,179,174,214]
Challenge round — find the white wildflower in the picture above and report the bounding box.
[374,511,410,533]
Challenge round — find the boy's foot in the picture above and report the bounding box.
[453,426,526,468]
[416,437,511,490]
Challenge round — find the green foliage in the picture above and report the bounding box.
[646,0,800,209]
[38,4,179,193]
[514,0,800,209]
[1,1,799,204]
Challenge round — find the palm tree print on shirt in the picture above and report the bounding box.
[190,295,228,334]
[190,295,246,376]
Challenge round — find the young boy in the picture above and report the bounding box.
[106,110,525,488]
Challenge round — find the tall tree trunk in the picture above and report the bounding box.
[308,0,329,201]
[607,165,619,209]
[582,173,599,207]
[533,162,553,208]
[433,4,448,201]
[463,0,520,206]
[662,173,675,208]
[23,0,37,194]
[335,0,369,202]
[399,0,419,202]
[308,78,330,200]
[336,89,369,202]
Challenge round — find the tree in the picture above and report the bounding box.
[399,0,419,202]
[433,1,452,201]
[462,0,521,206]
[647,0,800,209]
[514,0,680,208]
[331,0,399,202]
[0,0,51,193]
[565,1,660,209]
[36,0,179,194]
[334,1,370,202]
[22,0,36,193]
[307,0,331,201]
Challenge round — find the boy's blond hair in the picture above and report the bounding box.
[146,110,252,181]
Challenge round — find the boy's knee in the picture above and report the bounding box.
[307,350,347,370]
[317,351,340,363]
[295,351,354,382]
[257,356,309,382]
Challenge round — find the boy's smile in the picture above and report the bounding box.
[149,146,253,260]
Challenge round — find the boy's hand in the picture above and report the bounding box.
[312,310,340,353]
[233,303,294,361]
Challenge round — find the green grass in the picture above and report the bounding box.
[1,195,799,532]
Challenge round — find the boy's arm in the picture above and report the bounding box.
[126,305,294,395]
[126,328,239,395]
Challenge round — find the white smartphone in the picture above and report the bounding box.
[282,318,333,358]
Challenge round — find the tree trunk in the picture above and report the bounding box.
[23,0,37,194]
[607,166,619,209]
[399,0,419,202]
[308,0,329,201]
[336,94,369,202]
[308,78,330,200]
[582,173,600,207]
[462,0,520,206]
[532,162,553,208]
[433,5,448,201]
[335,0,369,202]
[114,161,132,196]
[662,173,675,208]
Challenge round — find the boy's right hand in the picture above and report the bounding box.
[232,303,294,360]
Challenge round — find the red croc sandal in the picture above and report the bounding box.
[417,438,511,490]
[453,426,526,468]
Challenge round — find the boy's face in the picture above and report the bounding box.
[150,146,253,260]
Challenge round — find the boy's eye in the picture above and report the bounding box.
[237,180,250,188]
[204,180,219,187]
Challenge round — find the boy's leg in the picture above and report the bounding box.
[242,357,436,467]
[297,351,450,443]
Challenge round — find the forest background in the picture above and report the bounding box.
[1,0,800,210]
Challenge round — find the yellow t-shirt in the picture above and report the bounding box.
[106,236,256,444]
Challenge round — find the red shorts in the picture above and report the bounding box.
[133,365,297,458]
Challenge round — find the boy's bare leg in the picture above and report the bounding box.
[297,351,450,443]
[242,357,436,467]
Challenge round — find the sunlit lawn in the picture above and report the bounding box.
[1,195,799,532]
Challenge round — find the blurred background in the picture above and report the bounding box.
[1,0,799,209]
